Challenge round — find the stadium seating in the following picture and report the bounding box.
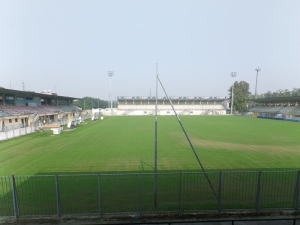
[248,106,284,113]
[248,105,300,118]
[0,110,11,117]
[104,96,228,116]
[116,102,227,116]
[0,105,82,116]
[0,106,19,116]
[56,105,82,112]
[279,106,296,114]
[287,106,300,115]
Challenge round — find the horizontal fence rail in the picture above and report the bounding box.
[0,171,299,219]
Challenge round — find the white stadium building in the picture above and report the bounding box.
[103,96,229,116]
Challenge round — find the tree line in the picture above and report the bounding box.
[249,88,300,99]
[73,97,109,110]
[229,81,300,112]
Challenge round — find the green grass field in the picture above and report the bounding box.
[1,116,300,176]
[1,116,300,216]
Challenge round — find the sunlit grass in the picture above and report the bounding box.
[0,116,300,176]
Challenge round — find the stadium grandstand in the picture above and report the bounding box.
[248,96,300,119]
[113,96,229,116]
[0,86,83,132]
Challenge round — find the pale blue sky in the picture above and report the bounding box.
[1,0,300,100]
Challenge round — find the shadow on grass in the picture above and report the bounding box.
[140,160,154,171]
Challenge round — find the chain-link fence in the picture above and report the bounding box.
[0,170,299,219]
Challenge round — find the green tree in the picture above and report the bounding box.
[284,89,291,97]
[292,88,300,96]
[258,88,300,98]
[272,92,278,98]
[277,89,284,97]
[229,81,250,112]
[73,97,108,109]
[265,91,272,98]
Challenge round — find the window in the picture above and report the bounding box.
[15,118,18,122]
[9,119,12,123]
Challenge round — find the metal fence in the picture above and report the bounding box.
[0,170,299,219]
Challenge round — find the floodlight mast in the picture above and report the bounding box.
[154,63,158,208]
[230,72,237,115]
[255,66,261,99]
[108,71,114,116]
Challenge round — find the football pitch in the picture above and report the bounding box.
[1,116,300,176]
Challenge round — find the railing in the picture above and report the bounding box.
[0,170,299,219]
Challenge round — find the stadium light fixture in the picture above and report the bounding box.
[255,66,261,99]
[108,71,114,116]
[231,72,237,115]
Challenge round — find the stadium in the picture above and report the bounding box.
[114,96,228,116]
[0,87,81,130]
[248,96,300,120]
[0,84,300,224]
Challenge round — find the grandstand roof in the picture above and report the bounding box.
[0,87,79,100]
[250,96,300,103]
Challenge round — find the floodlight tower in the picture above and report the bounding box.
[255,66,261,99]
[230,72,237,115]
[108,71,114,116]
[154,63,158,208]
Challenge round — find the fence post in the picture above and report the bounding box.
[179,172,182,215]
[255,171,262,212]
[293,170,300,211]
[98,174,102,218]
[218,171,222,213]
[11,175,19,220]
[55,175,61,218]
